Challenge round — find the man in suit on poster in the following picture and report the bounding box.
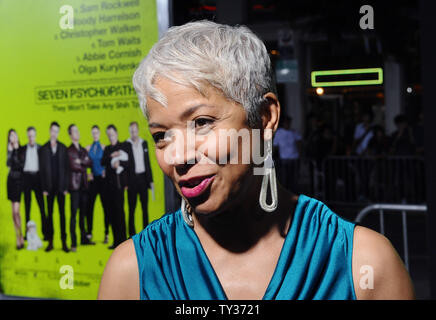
[101,124,129,249]
[125,121,154,237]
[20,126,46,240]
[39,121,70,253]
[67,124,93,252]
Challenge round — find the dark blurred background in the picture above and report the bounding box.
[163,0,435,299]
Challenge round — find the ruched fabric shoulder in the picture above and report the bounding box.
[132,211,179,300]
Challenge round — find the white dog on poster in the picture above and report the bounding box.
[111,149,129,174]
[26,220,43,251]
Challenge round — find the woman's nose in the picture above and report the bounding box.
[168,128,197,167]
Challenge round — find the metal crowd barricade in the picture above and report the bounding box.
[355,203,427,271]
[273,157,320,196]
[320,156,426,205]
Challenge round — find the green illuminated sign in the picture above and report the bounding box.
[311,68,383,87]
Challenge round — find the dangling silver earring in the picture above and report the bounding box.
[259,138,278,212]
[181,198,194,227]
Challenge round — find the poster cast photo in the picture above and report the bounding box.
[5,121,154,252]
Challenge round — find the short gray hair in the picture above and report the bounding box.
[132,20,276,127]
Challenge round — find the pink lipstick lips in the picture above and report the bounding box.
[180,175,215,198]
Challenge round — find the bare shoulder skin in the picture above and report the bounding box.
[352,226,415,300]
[98,239,139,300]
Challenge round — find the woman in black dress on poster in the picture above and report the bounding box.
[7,129,25,249]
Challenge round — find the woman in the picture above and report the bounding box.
[98,21,414,300]
[7,129,25,249]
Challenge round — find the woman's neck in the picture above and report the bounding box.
[193,176,297,254]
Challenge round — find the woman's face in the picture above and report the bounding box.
[9,131,18,144]
[146,77,262,215]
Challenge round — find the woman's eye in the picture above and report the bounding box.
[194,118,214,128]
[152,132,165,143]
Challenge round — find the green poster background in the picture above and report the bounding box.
[0,0,164,299]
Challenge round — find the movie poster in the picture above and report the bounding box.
[0,0,164,299]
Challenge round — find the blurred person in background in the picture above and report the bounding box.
[366,125,390,202]
[352,110,375,201]
[304,113,322,161]
[352,110,374,156]
[413,111,424,156]
[389,114,416,202]
[390,114,415,156]
[317,125,338,201]
[412,111,426,202]
[316,125,338,160]
[273,115,302,192]
[366,125,390,157]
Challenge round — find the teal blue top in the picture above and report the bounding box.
[132,194,357,300]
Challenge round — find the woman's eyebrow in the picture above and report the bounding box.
[148,122,167,129]
[180,104,215,119]
[148,104,215,129]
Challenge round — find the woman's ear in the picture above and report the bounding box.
[261,92,281,140]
